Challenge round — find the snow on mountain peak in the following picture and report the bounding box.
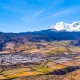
[49,21,80,32]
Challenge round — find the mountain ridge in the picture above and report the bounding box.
[0,21,80,43]
[49,21,80,32]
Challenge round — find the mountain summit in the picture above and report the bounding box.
[49,21,80,32]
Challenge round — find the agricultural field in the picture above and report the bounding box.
[0,41,80,80]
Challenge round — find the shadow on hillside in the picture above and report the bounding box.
[47,66,80,75]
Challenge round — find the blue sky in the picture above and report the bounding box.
[0,0,80,32]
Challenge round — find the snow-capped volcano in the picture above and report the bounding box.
[49,21,80,32]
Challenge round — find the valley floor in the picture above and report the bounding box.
[0,53,80,80]
[0,41,80,80]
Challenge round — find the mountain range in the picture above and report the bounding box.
[0,21,80,44]
[49,21,80,32]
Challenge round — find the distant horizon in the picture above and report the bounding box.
[0,21,80,33]
[0,0,80,32]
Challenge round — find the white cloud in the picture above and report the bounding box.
[49,6,80,18]
[22,10,45,22]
